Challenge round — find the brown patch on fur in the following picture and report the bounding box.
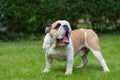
[49,21,58,36]
[71,30,85,53]
[85,29,101,51]
[71,29,101,53]
[51,21,58,29]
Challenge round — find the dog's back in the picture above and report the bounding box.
[71,29,85,53]
[71,29,101,53]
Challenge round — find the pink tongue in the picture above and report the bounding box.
[60,36,69,43]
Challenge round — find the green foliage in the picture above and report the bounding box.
[82,0,120,32]
[0,0,120,41]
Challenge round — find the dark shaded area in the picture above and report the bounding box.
[0,0,120,41]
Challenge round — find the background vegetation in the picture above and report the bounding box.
[0,0,120,41]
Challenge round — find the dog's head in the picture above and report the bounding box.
[45,20,72,46]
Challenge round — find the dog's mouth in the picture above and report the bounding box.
[57,35,69,46]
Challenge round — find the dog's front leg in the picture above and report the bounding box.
[43,54,53,73]
[65,53,74,75]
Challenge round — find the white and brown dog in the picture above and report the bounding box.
[43,20,109,75]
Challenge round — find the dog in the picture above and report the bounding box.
[43,20,110,75]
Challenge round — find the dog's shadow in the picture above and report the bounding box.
[52,62,66,73]
[75,64,102,72]
[52,63,102,74]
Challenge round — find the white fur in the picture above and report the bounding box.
[43,35,74,75]
[43,20,74,75]
[90,49,110,72]
[43,20,109,75]
[80,29,85,31]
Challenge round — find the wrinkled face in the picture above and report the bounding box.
[45,20,72,46]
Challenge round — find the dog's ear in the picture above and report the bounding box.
[45,24,51,33]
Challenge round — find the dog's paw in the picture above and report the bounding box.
[42,68,50,73]
[103,67,110,72]
[104,69,110,72]
[65,71,72,75]
[76,64,84,68]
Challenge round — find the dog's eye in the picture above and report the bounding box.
[55,23,61,29]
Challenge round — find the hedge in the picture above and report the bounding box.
[0,0,120,41]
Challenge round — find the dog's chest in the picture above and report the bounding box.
[46,47,68,61]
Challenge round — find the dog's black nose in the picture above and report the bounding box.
[63,25,69,31]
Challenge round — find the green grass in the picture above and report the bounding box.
[0,34,120,80]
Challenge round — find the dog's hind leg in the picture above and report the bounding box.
[77,48,89,68]
[85,30,110,72]
[91,49,110,72]
[87,41,110,72]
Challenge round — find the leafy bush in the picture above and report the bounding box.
[0,0,120,41]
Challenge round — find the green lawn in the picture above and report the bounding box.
[0,34,120,80]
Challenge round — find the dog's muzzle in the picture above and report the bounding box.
[56,25,70,46]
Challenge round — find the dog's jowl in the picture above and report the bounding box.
[43,20,110,75]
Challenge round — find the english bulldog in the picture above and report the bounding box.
[43,20,109,75]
